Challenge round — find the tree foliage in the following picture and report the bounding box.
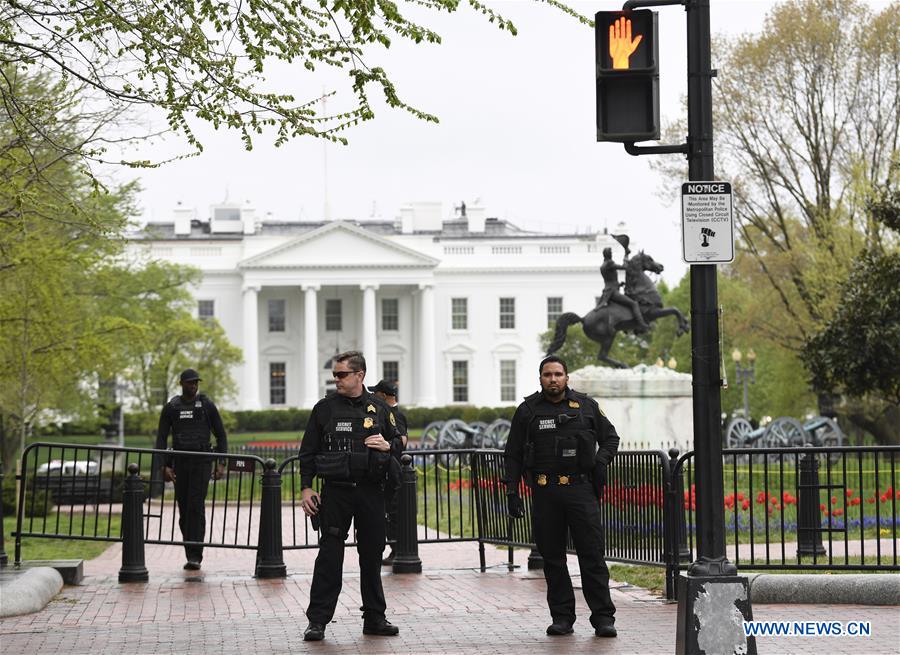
[0,70,243,469]
[715,0,899,347]
[801,184,900,444]
[0,0,586,162]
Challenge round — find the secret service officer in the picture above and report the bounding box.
[368,379,408,566]
[505,355,620,638]
[298,351,403,642]
[155,368,227,570]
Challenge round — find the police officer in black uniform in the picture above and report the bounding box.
[299,351,403,642]
[155,368,227,570]
[367,379,407,566]
[505,355,619,638]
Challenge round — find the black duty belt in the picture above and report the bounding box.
[531,473,589,487]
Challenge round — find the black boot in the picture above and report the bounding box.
[546,621,574,636]
[363,618,400,636]
[304,622,326,641]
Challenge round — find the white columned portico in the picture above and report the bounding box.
[241,284,261,410]
[416,283,437,406]
[302,284,320,407]
[361,284,378,377]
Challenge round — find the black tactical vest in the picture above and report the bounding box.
[317,397,389,482]
[524,393,597,474]
[168,395,211,451]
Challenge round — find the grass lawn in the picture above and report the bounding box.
[4,514,121,562]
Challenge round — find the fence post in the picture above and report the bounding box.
[0,461,8,568]
[118,463,148,583]
[796,449,825,557]
[527,543,543,570]
[393,454,422,573]
[256,459,287,578]
[669,449,691,563]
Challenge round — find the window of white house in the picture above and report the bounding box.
[499,297,516,329]
[451,298,468,330]
[382,298,399,331]
[500,360,516,402]
[198,299,215,320]
[452,361,468,402]
[547,297,563,327]
[325,299,342,331]
[382,361,399,385]
[270,362,286,405]
[268,299,286,332]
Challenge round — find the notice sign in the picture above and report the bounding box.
[681,181,734,264]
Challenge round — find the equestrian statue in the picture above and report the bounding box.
[546,236,690,369]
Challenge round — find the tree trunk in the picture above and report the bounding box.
[845,406,900,446]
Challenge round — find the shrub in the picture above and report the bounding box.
[2,474,54,518]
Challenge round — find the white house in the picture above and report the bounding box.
[128,201,626,410]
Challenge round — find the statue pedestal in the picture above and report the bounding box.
[568,364,694,452]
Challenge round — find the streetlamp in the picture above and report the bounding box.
[731,348,756,419]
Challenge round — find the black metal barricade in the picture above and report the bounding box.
[14,442,267,571]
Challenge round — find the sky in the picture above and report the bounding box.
[121,0,890,286]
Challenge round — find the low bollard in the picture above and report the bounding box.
[256,459,287,578]
[393,454,422,574]
[118,463,148,583]
[0,461,8,568]
[669,448,691,562]
[797,448,826,557]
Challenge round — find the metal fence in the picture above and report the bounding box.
[14,442,267,566]
[12,442,899,594]
[276,449,483,551]
[673,446,900,573]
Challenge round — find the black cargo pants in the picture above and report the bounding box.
[531,480,616,629]
[173,454,213,563]
[306,481,387,625]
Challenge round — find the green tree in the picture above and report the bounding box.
[0,0,586,160]
[802,185,900,444]
[651,0,898,437]
[0,70,138,468]
[0,70,244,468]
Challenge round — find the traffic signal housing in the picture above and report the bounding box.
[595,10,659,142]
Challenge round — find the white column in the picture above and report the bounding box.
[242,285,261,410]
[361,284,378,377]
[416,283,437,406]
[302,285,320,407]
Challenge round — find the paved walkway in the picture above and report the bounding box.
[2,539,898,654]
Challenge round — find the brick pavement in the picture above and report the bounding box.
[2,538,899,654]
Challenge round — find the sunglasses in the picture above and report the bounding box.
[333,370,360,379]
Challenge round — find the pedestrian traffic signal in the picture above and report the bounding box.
[595,9,659,142]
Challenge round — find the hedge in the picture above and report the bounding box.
[47,405,517,436]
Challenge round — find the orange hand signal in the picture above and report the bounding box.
[609,16,643,69]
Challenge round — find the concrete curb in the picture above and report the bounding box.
[747,573,900,605]
[0,567,64,617]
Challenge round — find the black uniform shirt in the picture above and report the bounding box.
[299,390,402,489]
[155,393,228,455]
[504,386,619,491]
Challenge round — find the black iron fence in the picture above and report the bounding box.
[13,442,899,595]
[673,446,899,574]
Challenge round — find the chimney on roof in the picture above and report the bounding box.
[173,203,194,236]
[400,201,443,234]
[242,205,256,235]
[466,203,486,233]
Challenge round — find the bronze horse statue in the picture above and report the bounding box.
[546,251,689,368]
